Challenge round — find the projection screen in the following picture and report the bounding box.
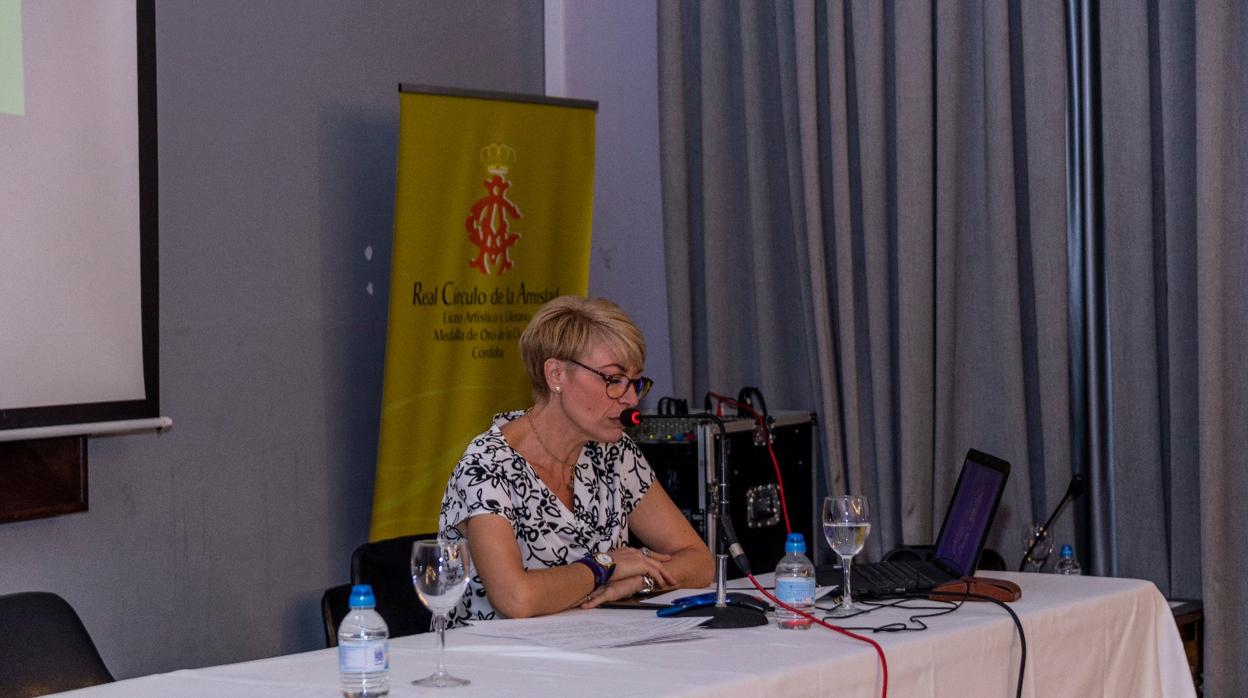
[0,0,162,440]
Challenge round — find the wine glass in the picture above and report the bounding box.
[411,539,473,688]
[823,495,871,617]
[1021,523,1054,572]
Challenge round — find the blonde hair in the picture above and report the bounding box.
[519,296,646,401]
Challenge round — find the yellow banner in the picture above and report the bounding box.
[370,88,596,540]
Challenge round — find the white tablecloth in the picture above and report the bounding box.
[53,572,1195,697]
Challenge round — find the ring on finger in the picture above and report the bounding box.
[640,546,652,558]
[638,573,657,596]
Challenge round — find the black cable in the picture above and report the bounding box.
[735,386,769,417]
[813,596,966,632]
[816,590,1026,698]
[656,396,688,415]
[885,591,1027,698]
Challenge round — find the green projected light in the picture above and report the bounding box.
[0,0,24,116]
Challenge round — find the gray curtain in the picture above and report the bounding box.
[1193,4,1248,693]
[660,0,1247,691]
[659,1,1071,561]
[1093,0,1202,591]
[1093,1,1248,694]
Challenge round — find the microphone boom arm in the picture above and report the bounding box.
[1019,474,1085,572]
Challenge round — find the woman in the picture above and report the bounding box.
[439,295,714,623]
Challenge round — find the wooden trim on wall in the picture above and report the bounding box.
[0,437,88,523]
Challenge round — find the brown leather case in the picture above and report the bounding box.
[929,576,1023,603]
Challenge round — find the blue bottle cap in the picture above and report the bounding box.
[1060,544,1074,558]
[348,584,377,608]
[785,532,806,554]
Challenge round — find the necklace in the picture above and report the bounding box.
[525,413,578,500]
[526,413,579,471]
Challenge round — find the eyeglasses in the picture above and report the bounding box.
[567,359,654,400]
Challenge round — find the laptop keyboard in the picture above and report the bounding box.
[853,560,945,595]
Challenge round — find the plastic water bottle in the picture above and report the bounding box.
[1055,544,1082,576]
[774,532,816,629]
[338,584,389,697]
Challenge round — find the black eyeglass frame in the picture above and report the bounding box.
[566,359,654,400]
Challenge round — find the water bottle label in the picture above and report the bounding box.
[338,639,388,672]
[775,577,816,606]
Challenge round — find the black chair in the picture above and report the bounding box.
[883,544,1007,572]
[351,533,438,638]
[0,591,114,697]
[321,583,353,648]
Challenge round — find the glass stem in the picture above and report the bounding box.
[434,614,448,675]
[841,554,853,607]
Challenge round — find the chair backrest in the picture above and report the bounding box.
[321,583,353,648]
[0,591,114,697]
[351,533,438,638]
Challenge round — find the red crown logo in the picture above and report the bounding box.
[465,142,523,276]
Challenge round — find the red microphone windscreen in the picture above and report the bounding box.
[620,408,642,427]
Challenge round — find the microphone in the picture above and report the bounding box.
[1065,473,1086,499]
[619,407,643,428]
[1019,473,1086,572]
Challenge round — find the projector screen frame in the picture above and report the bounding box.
[0,0,159,435]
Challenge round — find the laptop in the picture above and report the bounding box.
[845,448,1011,597]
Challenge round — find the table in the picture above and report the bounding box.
[1167,599,1203,691]
[53,572,1195,697]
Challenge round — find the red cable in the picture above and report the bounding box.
[747,573,889,698]
[704,393,882,692]
[706,392,793,533]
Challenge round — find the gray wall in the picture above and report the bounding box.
[0,1,543,679]
[561,1,674,402]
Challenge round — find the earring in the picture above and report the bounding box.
[553,386,562,393]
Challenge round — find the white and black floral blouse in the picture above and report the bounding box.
[438,411,654,624]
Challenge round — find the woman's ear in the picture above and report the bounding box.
[543,357,565,392]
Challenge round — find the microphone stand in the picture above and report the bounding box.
[1018,475,1085,572]
[643,412,768,628]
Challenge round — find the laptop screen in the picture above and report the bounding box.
[932,450,1010,576]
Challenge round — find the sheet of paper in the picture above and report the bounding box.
[645,582,838,606]
[459,615,710,650]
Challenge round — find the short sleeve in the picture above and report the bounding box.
[439,432,520,539]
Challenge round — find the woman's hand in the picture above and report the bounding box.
[607,546,677,587]
[579,546,674,608]
[580,577,644,608]
[625,482,717,591]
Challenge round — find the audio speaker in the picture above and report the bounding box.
[628,411,817,577]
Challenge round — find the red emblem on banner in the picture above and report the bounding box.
[466,143,523,275]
